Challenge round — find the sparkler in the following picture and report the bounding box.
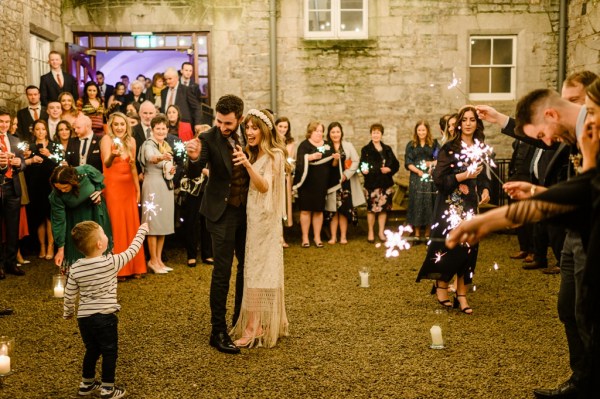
[17,142,29,152]
[441,204,475,235]
[174,141,187,161]
[447,71,468,100]
[382,225,413,257]
[456,139,504,185]
[143,193,161,221]
[112,137,122,148]
[360,162,369,174]
[417,160,432,182]
[48,144,65,163]
[316,144,330,154]
[433,251,446,263]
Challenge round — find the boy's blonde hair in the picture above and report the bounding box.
[71,221,101,256]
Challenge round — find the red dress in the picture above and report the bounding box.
[104,155,146,276]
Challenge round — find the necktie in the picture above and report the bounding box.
[146,127,152,139]
[31,107,39,120]
[57,73,63,88]
[0,134,13,179]
[167,88,175,107]
[80,138,89,157]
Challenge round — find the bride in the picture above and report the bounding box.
[230,108,290,348]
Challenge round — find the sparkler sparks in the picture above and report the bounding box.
[143,193,161,221]
[360,162,370,174]
[113,137,122,147]
[382,225,413,257]
[17,142,29,152]
[417,160,432,182]
[447,71,468,99]
[433,251,446,263]
[174,141,186,157]
[456,139,504,184]
[316,144,330,154]
[441,204,475,235]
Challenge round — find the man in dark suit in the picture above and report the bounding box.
[132,101,156,179]
[161,67,202,132]
[180,62,214,126]
[40,51,79,106]
[17,85,48,141]
[96,71,114,108]
[65,115,103,173]
[186,95,247,354]
[476,71,596,399]
[0,107,26,279]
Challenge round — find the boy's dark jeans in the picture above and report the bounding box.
[77,313,118,384]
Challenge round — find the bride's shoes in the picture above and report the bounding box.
[234,328,264,348]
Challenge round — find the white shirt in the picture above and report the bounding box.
[51,68,64,86]
[48,118,60,141]
[79,132,94,164]
[28,104,41,120]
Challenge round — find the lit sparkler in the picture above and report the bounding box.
[113,137,122,148]
[360,162,369,174]
[382,225,413,257]
[143,193,161,221]
[417,160,432,182]
[17,142,29,152]
[433,251,446,263]
[316,144,330,154]
[441,204,475,235]
[174,141,187,160]
[455,139,504,184]
[447,71,468,99]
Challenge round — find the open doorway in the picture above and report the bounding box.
[96,50,190,87]
[72,32,210,104]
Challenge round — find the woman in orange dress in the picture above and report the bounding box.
[100,112,146,280]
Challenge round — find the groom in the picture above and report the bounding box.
[187,95,248,354]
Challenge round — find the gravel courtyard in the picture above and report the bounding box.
[0,227,567,399]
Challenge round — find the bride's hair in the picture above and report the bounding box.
[244,109,288,167]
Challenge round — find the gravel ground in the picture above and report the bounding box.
[0,225,567,399]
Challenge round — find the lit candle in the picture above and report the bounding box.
[359,269,370,288]
[0,354,10,374]
[430,325,444,349]
[54,283,64,298]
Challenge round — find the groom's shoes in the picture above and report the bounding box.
[209,332,240,354]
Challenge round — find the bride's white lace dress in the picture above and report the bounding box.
[231,150,289,348]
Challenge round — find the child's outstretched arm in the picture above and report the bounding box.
[113,223,149,272]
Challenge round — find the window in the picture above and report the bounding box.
[469,35,516,101]
[30,35,50,87]
[305,0,368,40]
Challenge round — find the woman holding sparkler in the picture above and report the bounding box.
[139,114,175,274]
[359,123,400,243]
[23,119,62,260]
[405,120,439,242]
[416,106,490,314]
[293,121,335,248]
[230,108,289,348]
[275,116,295,248]
[324,122,364,244]
[101,112,146,280]
[49,165,113,271]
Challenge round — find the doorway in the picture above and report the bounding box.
[71,32,210,104]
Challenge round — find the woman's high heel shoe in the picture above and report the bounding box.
[147,261,168,274]
[453,294,473,314]
[432,282,452,308]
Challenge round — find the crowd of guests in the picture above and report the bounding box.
[2,49,599,398]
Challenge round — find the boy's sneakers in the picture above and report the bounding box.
[100,386,126,399]
[78,380,101,396]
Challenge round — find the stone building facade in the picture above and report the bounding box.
[1,1,598,165]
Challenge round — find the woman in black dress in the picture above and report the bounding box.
[405,120,438,241]
[23,119,62,259]
[416,106,490,314]
[359,123,400,243]
[293,121,336,247]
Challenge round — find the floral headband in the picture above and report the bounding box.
[247,109,273,130]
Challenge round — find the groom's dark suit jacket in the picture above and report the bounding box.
[188,125,247,222]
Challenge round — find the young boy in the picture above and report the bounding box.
[64,221,149,399]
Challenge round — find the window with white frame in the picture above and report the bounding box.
[469,35,516,101]
[30,35,51,88]
[305,0,368,40]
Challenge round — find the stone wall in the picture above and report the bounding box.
[2,0,564,166]
[279,0,560,165]
[0,0,62,111]
[567,0,600,74]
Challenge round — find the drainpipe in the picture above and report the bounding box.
[269,0,277,114]
[557,0,567,91]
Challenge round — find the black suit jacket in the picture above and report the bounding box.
[65,136,103,173]
[160,84,201,126]
[99,84,114,108]
[40,71,79,106]
[132,124,152,174]
[124,92,146,108]
[0,134,26,197]
[16,106,48,141]
[188,126,248,222]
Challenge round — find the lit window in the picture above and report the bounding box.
[469,36,517,101]
[305,0,368,40]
